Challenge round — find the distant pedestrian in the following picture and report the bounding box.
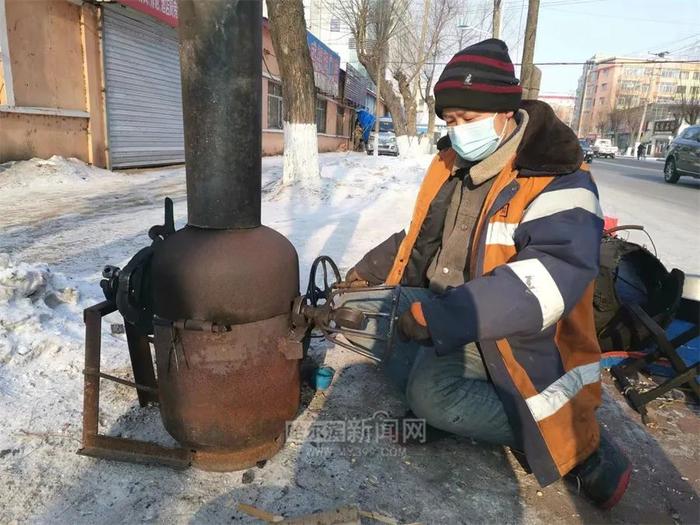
[637,143,645,160]
[352,121,364,152]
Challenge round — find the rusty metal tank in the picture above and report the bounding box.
[148,0,301,471]
[151,227,301,471]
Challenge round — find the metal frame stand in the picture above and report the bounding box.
[78,300,191,468]
[318,285,402,364]
[611,300,700,424]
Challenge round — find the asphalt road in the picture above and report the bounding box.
[593,156,700,208]
[589,156,700,274]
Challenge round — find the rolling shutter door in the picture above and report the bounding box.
[102,5,184,168]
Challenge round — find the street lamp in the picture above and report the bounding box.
[456,24,490,49]
[457,24,491,36]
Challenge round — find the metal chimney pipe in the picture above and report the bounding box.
[178,0,262,229]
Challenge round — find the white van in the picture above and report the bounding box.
[592,139,618,159]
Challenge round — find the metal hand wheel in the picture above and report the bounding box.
[305,255,342,307]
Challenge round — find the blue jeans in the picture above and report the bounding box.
[338,287,515,447]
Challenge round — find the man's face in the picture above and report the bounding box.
[442,108,514,135]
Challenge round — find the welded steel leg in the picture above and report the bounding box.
[612,303,700,423]
[125,322,159,406]
[78,300,190,469]
[82,301,117,444]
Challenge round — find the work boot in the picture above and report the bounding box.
[569,432,632,510]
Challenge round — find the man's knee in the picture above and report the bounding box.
[405,356,453,420]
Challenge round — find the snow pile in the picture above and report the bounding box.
[0,155,117,190]
[0,253,82,362]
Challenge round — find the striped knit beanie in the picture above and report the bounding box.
[434,38,522,117]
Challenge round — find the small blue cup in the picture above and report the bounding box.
[315,366,335,390]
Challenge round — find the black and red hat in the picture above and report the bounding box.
[434,38,522,117]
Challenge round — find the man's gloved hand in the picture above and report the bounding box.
[340,267,369,288]
[397,302,432,345]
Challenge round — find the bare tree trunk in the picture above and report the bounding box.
[492,0,502,38]
[374,57,381,157]
[520,0,540,99]
[395,70,417,136]
[266,0,319,184]
[427,95,436,135]
[357,51,408,136]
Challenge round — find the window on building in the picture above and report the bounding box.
[348,37,356,49]
[330,17,340,32]
[599,97,605,105]
[680,71,689,80]
[676,85,687,95]
[267,80,283,130]
[661,69,680,78]
[336,106,345,136]
[694,71,700,80]
[601,83,608,90]
[658,82,676,93]
[316,98,327,133]
[692,86,700,95]
[623,67,645,78]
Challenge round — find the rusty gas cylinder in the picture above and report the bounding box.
[150,226,301,471]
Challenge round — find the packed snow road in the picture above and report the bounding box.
[0,153,698,524]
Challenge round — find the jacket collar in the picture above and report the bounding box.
[515,99,583,176]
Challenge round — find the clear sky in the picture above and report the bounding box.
[473,0,700,95]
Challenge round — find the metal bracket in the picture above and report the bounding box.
[611,302,700,424]
[78,300,191,468]
[310,285,402,364]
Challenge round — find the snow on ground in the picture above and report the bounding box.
[0,154,698,524]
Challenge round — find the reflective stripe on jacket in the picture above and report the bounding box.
[385,145,604,486]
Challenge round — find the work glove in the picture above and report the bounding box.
[397,302,432,345]
[339,267,369,289]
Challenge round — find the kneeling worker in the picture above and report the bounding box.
[343,39,631,509]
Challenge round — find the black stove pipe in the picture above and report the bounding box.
[178,0,262,229]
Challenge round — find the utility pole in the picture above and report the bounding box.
[492,0,502,39]
[374,55,382,157]
[635,51,669,151]
[520,0,540,99]
[576,61,592,137]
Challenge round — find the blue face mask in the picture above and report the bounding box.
[447,114,507,161]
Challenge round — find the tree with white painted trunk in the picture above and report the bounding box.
[266,0,320,184]
[330,0,456,157]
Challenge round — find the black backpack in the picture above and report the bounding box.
[594,227,685,352]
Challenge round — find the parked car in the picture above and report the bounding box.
[592,139,618,159]
[367,117,399,156]
[579,139,594,163]
[664,125,700,183]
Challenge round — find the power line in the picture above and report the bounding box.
[623,33,699,56]
[468,0,605,11]
[387,59,700,67]
[545,6,699,25]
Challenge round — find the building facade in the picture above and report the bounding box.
[572,55,700,145]
[538,93,576,128]
[0,0,359,168]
